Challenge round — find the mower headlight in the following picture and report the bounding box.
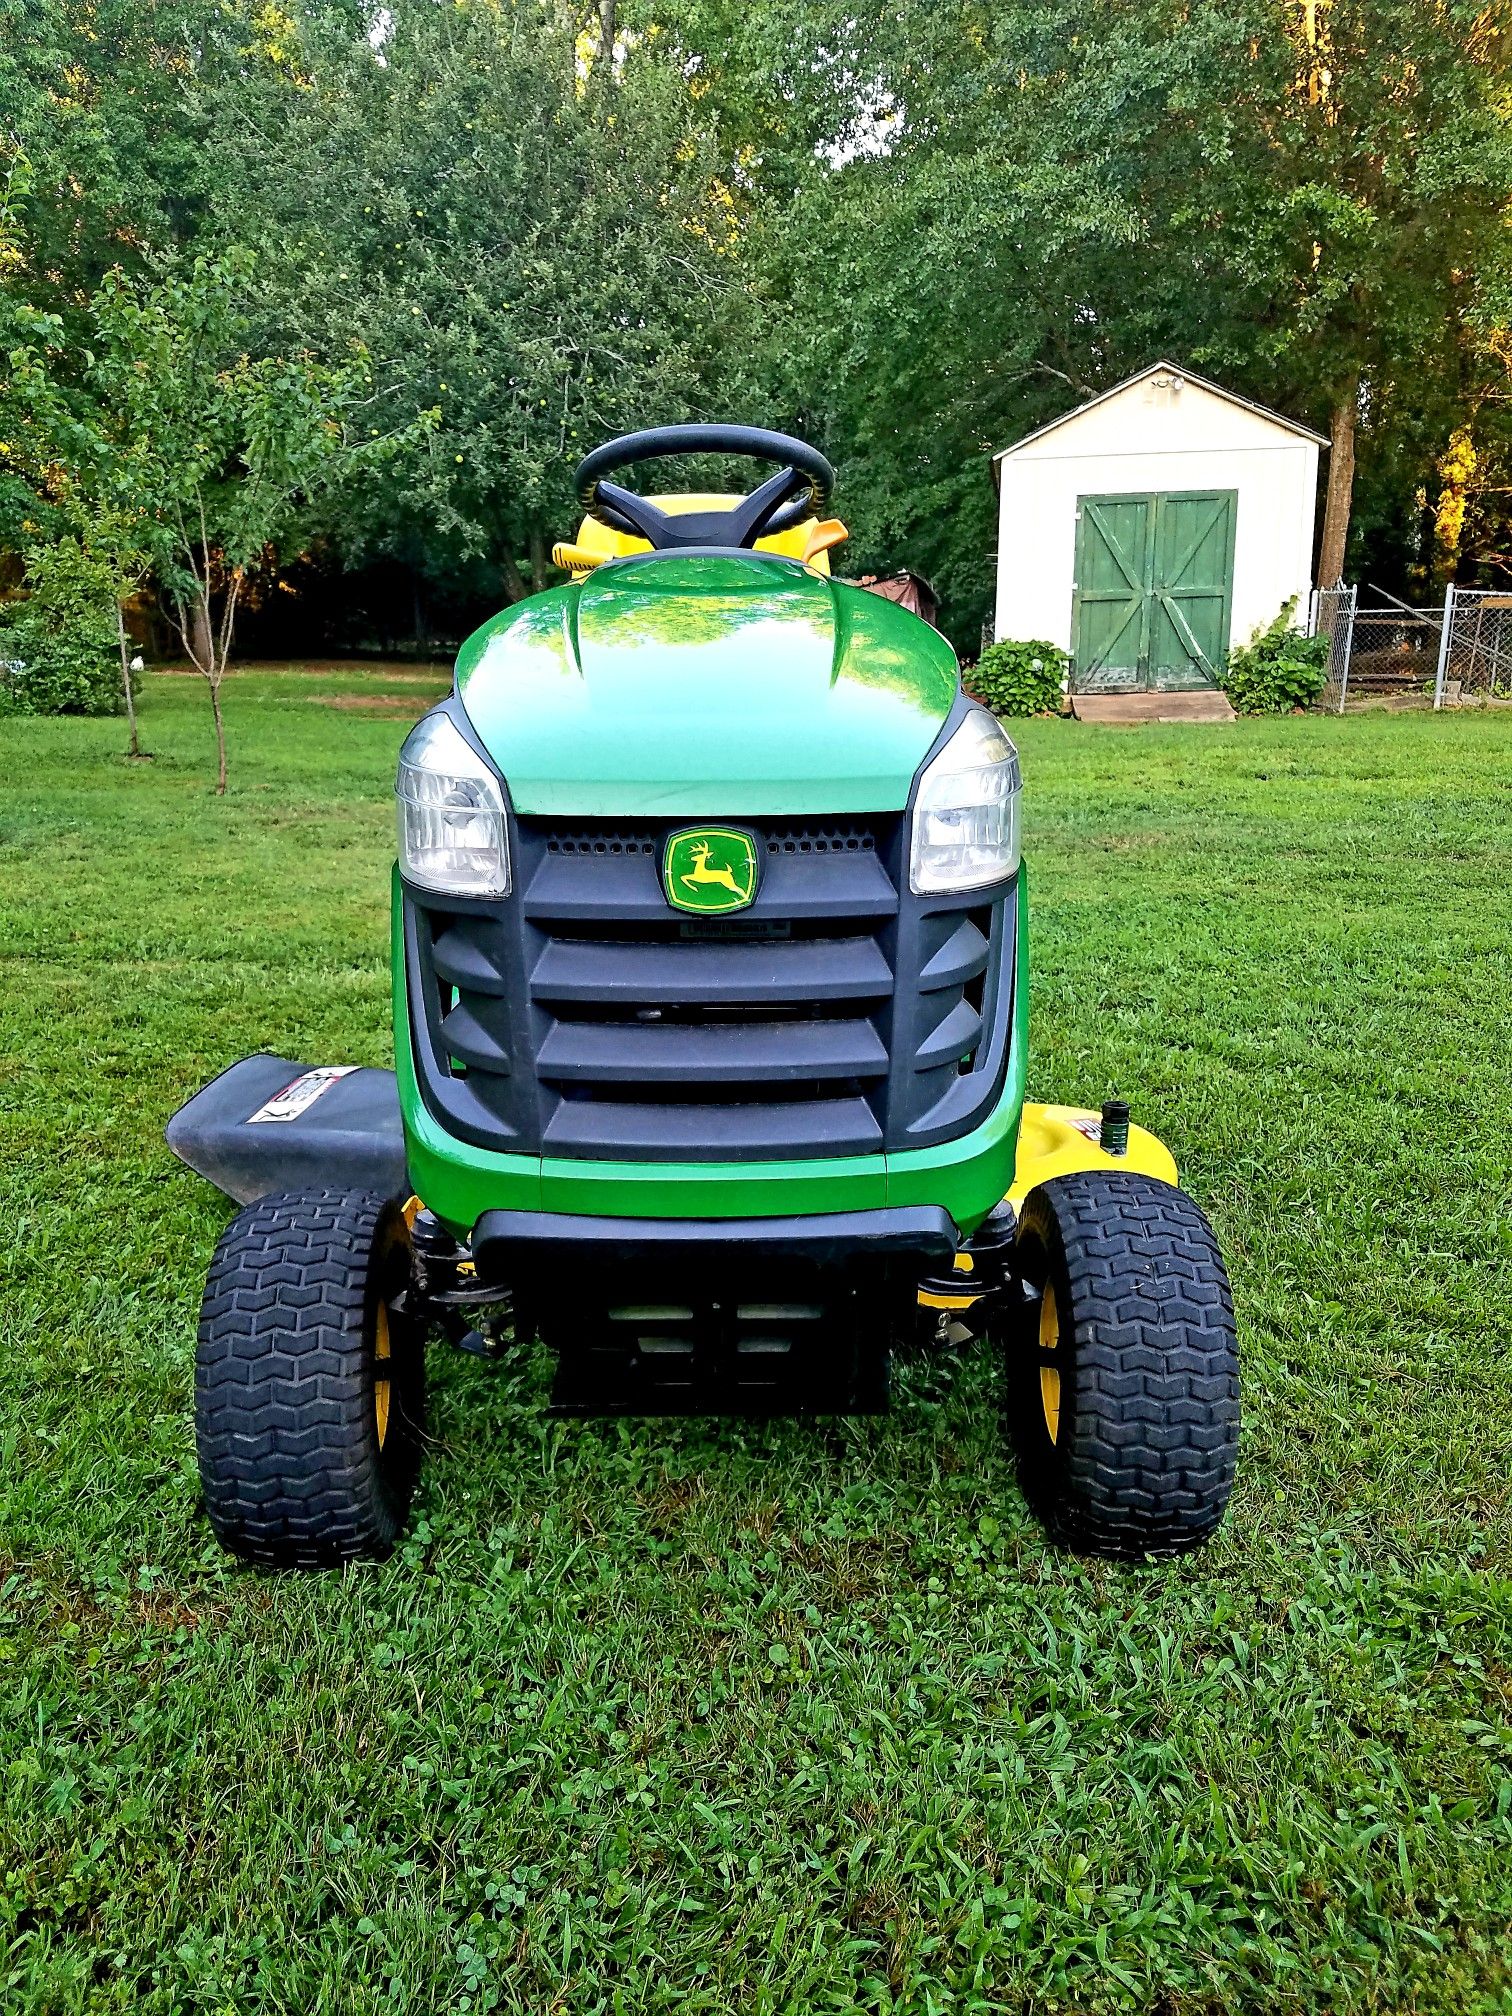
[396,711,510,897]
[909,709,1022,894]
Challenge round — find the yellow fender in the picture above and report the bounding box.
[917,1102,1179,1314]
[1008,1101,1177,1207]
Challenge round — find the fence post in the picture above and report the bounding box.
[1433,584,1456,709]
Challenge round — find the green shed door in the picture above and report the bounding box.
[1072,490,1236,692]
[1068,497,1152,691]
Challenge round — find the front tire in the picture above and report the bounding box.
[1007,1171,1239,1557]
[195,1189,424,1568]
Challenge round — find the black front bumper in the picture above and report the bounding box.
[478,1205,959,1415]
[472,1203,956,1283]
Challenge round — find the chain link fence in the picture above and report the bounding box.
[1308,587,1442,709]
[1349,604,1444,702]
[1309,582,1512,710]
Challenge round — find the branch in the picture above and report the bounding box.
[215,569,243,679]
[1029,358,1097,399]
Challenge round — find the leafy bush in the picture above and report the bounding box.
[1221,601,1330,714]
[0,540,126,717]
[0,612,123,715]
[969,638,1068,716]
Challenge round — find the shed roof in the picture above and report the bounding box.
[991,361,1330,464]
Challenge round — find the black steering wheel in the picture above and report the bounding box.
[574,424,834,553]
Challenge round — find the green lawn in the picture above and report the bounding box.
[3,668,1510,2015]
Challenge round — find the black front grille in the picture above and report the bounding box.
[403,813,1016,1162]
[525,814,897,1157]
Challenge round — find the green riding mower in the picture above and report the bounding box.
[169,425,1239,1569]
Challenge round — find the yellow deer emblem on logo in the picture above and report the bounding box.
[680,840,744,897]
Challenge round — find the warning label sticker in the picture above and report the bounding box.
[247,1064,360,1124]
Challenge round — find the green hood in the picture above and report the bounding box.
[454,552,958,818]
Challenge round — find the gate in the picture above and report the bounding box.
[1308,584,1358,712]
[1434,586,1512,705]
[1308,582,1512,709]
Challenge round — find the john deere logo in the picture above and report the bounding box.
[663,827,760,914]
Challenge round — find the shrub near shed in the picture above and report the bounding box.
[1222,601,1330,714]
[969,638,1068,716]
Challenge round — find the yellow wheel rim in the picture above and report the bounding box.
[373,1298,392,1450]
[1038,1280,1061,1445]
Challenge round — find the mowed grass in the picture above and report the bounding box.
[2,666,1510,2015]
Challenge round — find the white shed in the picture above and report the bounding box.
[992,362,1326,693]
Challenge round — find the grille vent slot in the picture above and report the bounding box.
[958,905,993,1073]
[545,825,875,858]
[546,832,657,856]
[765,825,876,855]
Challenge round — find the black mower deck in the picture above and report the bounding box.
[166,1055,409,1206]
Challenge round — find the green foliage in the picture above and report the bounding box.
[969,637,1068,716]
[65,248,407,783]
[656,0,1512,636]
[0,536,122,715]
[0,604,116,715]
[205,0,755,599]
[0,0,229,324]
[1222,603,1332,714]
[86,251,384,599]
[3,675,1512,2009]
[7,0,1512,647]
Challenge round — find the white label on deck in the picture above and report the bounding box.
[247,1065,360,1124]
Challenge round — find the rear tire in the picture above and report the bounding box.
[195,1189,424,1568]
[1007,1171,1238,1557]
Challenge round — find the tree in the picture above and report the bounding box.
[77,504,153,755]
[4,242,146,747]
[646,0,1512,634]
[1205,0,1512,586]
[200,0,758,609]
[0,0,294,315]
[84,250,397,790]
[8,0,1512,663]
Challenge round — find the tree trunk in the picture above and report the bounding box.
[501,552,529,603]
[173,575,238,792]
[1318,382,1358,587]
[530,522,549,595]
[116,601,141,759]
[189,592,214,673]
[209,675,227,796]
